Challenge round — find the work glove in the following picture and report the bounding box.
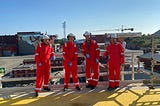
[51,56,56,60]
[86,54,90,59]
[95,58,99,63]
[39,63,42,66]
[68,62,72,67]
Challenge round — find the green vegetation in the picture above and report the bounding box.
[54,38,67,45]
[53,34,160,51]
[125,34,160,50]
[0,68,5,74]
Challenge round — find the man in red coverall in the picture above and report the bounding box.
[35,34,55,97]
[82,31,100,89]
[104,33,125,91]
[63,33,81,91]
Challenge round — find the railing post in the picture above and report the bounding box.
[137,57,140,71]
[121,65,124,81]
[149,33,155,89]
[132,53,135,80]
[0,75,2,88]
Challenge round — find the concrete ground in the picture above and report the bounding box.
[0,80,160,106]
[0,55,34,71]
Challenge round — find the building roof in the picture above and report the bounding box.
[139,52,160,62]
[17,32,41,35]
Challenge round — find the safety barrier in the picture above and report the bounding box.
[2,50,159,88]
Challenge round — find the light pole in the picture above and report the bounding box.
[62,21,66,41]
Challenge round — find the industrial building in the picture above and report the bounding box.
[0,32,57,56]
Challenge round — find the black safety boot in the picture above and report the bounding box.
[90,85,96,90]
[63,87,68,92]
[35,91,39,97]
[86,84,92,88]
[107,87,115,91]
[43,87,51,91]
[76,86,81,91]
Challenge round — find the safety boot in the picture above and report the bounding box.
[86,84,92,88]
[35,91,39,97]
[90,85,96,90]
[43,87,51,91]
[76,86,81,91]
[63,87,68,92]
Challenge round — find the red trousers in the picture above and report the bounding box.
[35,63,50,92]
[108,62,121,88]
[64,61,80,88]
[86,60,99,86]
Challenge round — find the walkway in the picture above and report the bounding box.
[0,80,160,106]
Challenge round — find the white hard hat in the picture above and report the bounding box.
[42,34,50,39]
[110,33,117,38]
[67,33,75,37]
[67,33,76,40]
[83,31,91,36]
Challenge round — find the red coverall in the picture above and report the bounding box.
[35,42,55,92]
[82,40,100,87]
[104,43,125,88]
[63,42,80,88]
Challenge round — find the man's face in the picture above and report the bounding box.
[85,35,90,40]
[43,39,50,44]
[68,36,75,42]
[110,38,117,44]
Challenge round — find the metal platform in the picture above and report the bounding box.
[0,80,160,106]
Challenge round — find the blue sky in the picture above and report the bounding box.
[0,0,160,39]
